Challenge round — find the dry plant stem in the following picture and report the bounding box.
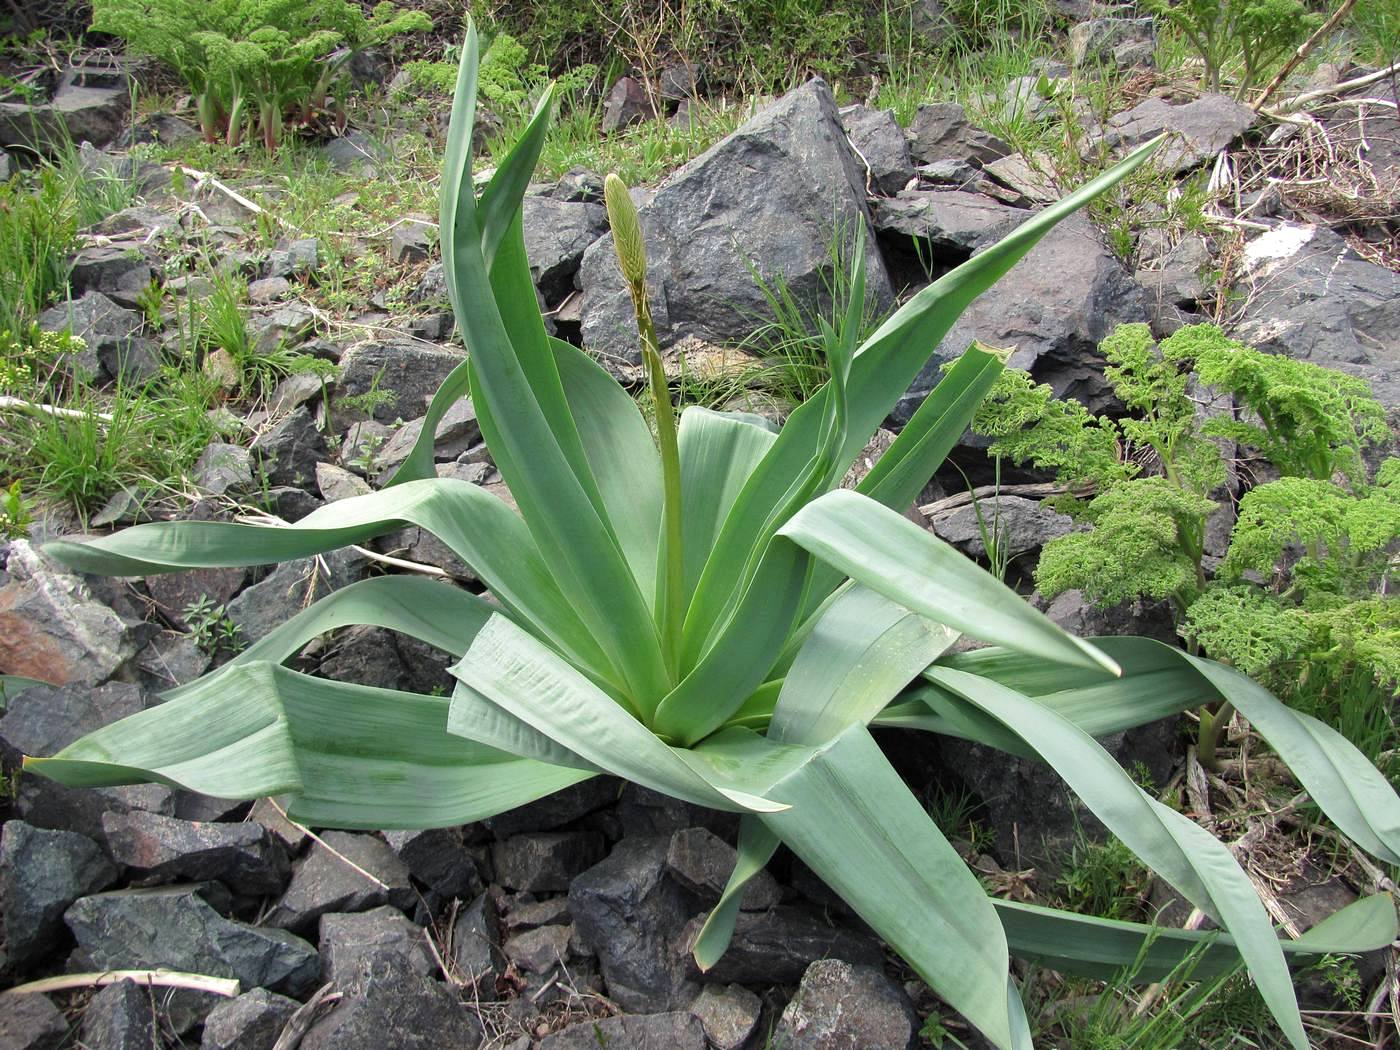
[1271,62,1400,115]
[264,797,390,889]
[178,166,275,221]
[1252,0,1358,112]
[7,970,241,997]
[0,396,114,423]
[271,981,340,1050]
[918,481,1085,517]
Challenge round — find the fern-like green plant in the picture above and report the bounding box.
[90,0,431,149]
[1141,0,1324,97]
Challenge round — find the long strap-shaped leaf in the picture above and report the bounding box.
[1,675,47,711]
[682,137,1165,657]
[26,661,591,829]
[995,893,1399,983]
[43,479,610,683]
[447,614,787,813]
[692,585,958,966]
[924,666,1307,1050]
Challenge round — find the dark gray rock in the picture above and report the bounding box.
[840,104,915,196]
[248,799,307,853]
[390,221,434,265]
[412,263,448,305]
[538,1012,707,1050]
[334,342,466,425]
[0,568,144,688]
[503,923,574,974]
[505,896,571,931]
[250,406,328,488]
[907,103,1009,167]
[1135,233,1212,334]
[265,831,415,934]
[1069,17,1157,68]
[926,495,1076,559]
[0,681,149,769]
[0,71,129,153]
[314,462,372,502]
[580,78,892,369]
[322,131,388,176]
[370,399,480,476]
[192,443,255,496]
[199,987,299,1050]
[267,372,325,416]
[134,631,212,691]
[145,567,248,630]
[1231,224,1400,411]
[382,827,483,902]
[689,983,762,1050]
[569,836,702,1011]
[1101,94,1255,174]
[521,197,608,303]
[492,831,606,893]
[774,959,918,1050]
[250,303,316,357]
[684,906,883,986]
[871,189,1024,255]
[87,204,179,240]
[319,905,434,984]
[0,992,67,1050]
[225,549,365,644]
[67,247,155,310]
[260,486,323,523]
[264,238,320,279]
[80,979,159,1050]
[451,890,506,992]
[551,167,605,203]
[101,811,289,895]
[36,290,155,385]
[248,276,290,304]
[299,949,483,1050]
[601,76,654,132]
[65,886,319,994]
[664,826,783,910]
[1042,588,1178,644]
[891,212,1146,423]
[483,777,619,837]
[1,820,117,971]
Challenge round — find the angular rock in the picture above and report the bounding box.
[688,983,762,1050]
[265,831,415,934]
[0,992,67,1050]
[840,104,915,196]
[101,811,290,895]
[983,152,1057,203]
[383,827,483,901]
[80,979,159,1050]
[504,923,573,975]
[1069,17,1157,68]
[134,631,212,691]
[539,1012,707,1050]
[267,372,325,417]
[36,290,154,385]
[871,189,1024,254]
[601,75,654,132]
[580,78,892,368]
[67,247,155,310]
[892,212,1145,422]
[199,987,299,1050]
[298,949,483,1050]
[926,495,1075,559]
[250,406,329,488]
[390,221,434,265]
[248,798,307,853]
[322,131,388,176]
[505,896,571,931]
[314,462,372,502]
[1101,94,1255,174]
[0,572,142,687]
[250,303,316,357]
[664,826,783,910]
[1,820,117,971]
[334,342,467,425]
[192,443,255,496]
[521,197,608,303]
[774,959,918,1050]
[66,886,319,994]
[0,682,148,771]
[317,625,412,691]
[370,399,481,475]
[247,276,290,304]
[451,890,506,991]
[907,102,1009,167]
[491,831,606,893]
[319,905,434,984]
[682,906,883,986]
[569,836,702,1011]
[264,238,320,279]
[145,567,248,630]
[483,777,619,837]
[1135,233,1212,330]
[1231,224,1400,411]
[225,549,364,643]
[0,72,129,153]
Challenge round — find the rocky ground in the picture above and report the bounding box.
[1,8,1398,1050]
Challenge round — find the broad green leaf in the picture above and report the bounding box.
[925,666,1306,1050]
[448,615,786,813]
[683,137,1165,654]
[691,816,780,970]
[26,661,591,829]
[750,724,1018,1050]
[44,480,610,682]
[0,675,47,712]
[448,679,603,772]
[781,489,1120,674]
[995,893,1399,982]
[677,407,777,600]
[476,85,555,270]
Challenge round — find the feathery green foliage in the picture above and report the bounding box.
[20,30,1400,1050]
[89,0,431,148]
[1141,0,1323,96]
